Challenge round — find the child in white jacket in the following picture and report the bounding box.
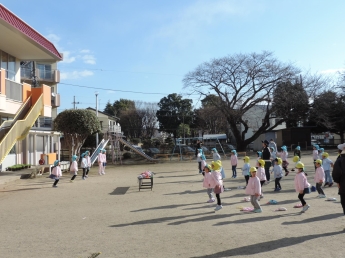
[272,158,284,191]
[245,167,262,213]
[80,153,88,180]
[70,155,78,182]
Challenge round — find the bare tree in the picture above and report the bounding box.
[135,101,158,139]
[183,51,302,150]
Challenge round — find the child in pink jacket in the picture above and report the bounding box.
[69,155,78,182]
[314,159,326,198]
[51,160,62,188]
[98,149,104,175]
[210,160,224,211]
[245,167,262,213]
[294,162,311,213]
[203,164,215,203]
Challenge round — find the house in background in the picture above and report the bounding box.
[0,4,62,170]
[86,107,121,136]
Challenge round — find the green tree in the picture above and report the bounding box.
[54,109,100,160]
[177,123,191,138]
[103,101,116,116]
[156,93,193,139]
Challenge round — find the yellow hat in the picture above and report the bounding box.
[322,152,329,158]
[295,162,304,169]
[243,156,250,163]
[258,159,265,166]
[275,157,282,165]
[250,167,257,173]
[211,160,222,170]
[292,156,300,163]
[315,159,322,165]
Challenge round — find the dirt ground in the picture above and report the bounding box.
[0,150,344,258]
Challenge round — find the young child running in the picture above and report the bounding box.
[278,146,289,176]
[245,167,262,213]
[101,149,107,175]
[210,160,224,211]
[51,160,62,188]
[272,158,284,191]
[80,153,88,180]
[203,164,215,203]
[230,150,238,178]
[242,156,250,187]
[211,148,227,189]
[85,151,91,178]
[321,152,334,187]
[314,159,326,198]
[294,162,311,213]
[257,159,266,198]
[70,155,78,182]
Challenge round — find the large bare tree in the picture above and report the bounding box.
[183,51,303,150]
[135,101,158,139]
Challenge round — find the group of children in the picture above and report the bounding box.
[200,143,336,214]
[50,149,107,187]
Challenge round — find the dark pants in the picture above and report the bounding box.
[316,182,325,195]
[198,162,202,173]
[245,175,249,186]
[232,165,237,177]
[298,193,306,206]
[53,179,59,186]
[265,161,271,181]
[71,175,77,180]
[260,180,265,187]
[275,177,282,189]
[340,193,345,215]
[216,194,221,205]
[86,167,90,175]
[82,168,87,178]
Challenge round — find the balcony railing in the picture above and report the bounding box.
[32,117,53,130]
[106,125,122,133]
[5,79,23,101]
[20,67,60,83]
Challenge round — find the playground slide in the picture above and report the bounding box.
[118,138,157,162]
[90,139,109,165]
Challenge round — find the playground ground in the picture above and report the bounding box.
[0,150,344,258]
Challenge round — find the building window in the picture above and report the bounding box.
[0,50,16,80]
[37,63,52,80]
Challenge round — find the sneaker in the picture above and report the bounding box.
[85,175,88,178]
[101,172,105,175]
[52,185,58,188]
[214,205,223,211]
[302,204,310,212]
[82,177,86,180]
[207,199,215,203]
[254,209,262,213]
[224,188,231,191]
[274,188,279,191]
[319,194,326,198]
[329,183,333,187]
[70,180,74,183]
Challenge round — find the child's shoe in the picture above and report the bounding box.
[254,209,262,213]
[324,182,329,187]
[285,171,289,176]
[70,180,74,183]
[319,194,326,198]
[85,175,88,178]
[329,183,333,187]
[214,205,223,211]
[207,199,215,203]
[102,172,105,175]
[52,185,58,188]
[301,204,310,212]
[82,177,86,180]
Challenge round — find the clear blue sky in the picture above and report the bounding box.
[3,0,345,112]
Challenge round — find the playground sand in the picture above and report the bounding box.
[0,151,344,258]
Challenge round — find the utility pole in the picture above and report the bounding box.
[95,92,99,147]
[72,96,79,109]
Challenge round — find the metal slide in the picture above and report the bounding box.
[90,139,109,165]
[118,138,157,162]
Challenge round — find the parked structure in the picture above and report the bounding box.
[0,4,62,170]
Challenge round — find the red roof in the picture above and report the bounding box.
[0,4,62,60]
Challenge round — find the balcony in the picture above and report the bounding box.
[32,117,53,131]
[5,79,22,101]
[21,67,60,83]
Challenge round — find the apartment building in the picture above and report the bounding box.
[0,4,62,170]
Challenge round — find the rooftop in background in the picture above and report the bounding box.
[0,4,62,61]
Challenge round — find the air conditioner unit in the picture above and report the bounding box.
[51,93,60,107]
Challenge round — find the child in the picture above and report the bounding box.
[318,148,325,160]
[294,162,311,213]
[242,156,250,187]
[272,158,283,191]
[257,159,266,198]
[202,164,215,203]
[314,159,326,198]
[294,146,301,158]
[230,150,238,178]
[312,145,319,169]
[291,155,300,173]
[278,146,289,176]
[197,148,203,174]
[80,153,88,180]
[270,147,277,160]
[70,155,78,182]
[321,152,334,187]
[210,160,224,211]
[101,149,107,175]
[211,148,226,184]
[51,160,62,188]
[98,149,104,175]
[245,167,262,213]
[85,151,91,178]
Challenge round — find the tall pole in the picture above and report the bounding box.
[95,92,99,148]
